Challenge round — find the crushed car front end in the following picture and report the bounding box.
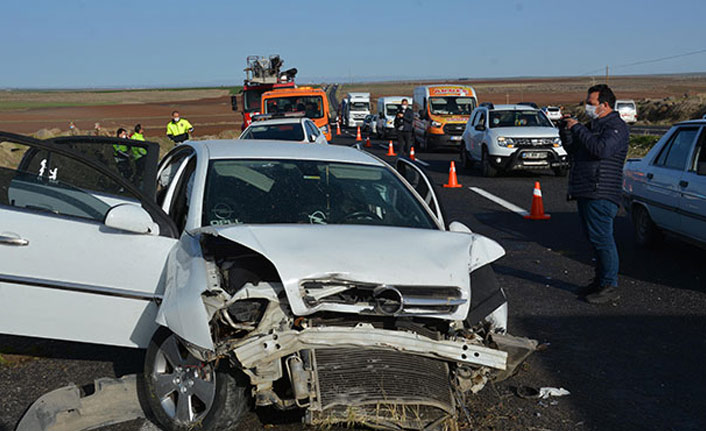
[153,225,535,430]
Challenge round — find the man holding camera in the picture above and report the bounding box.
[560,84,629,304]
[394,98,414,156]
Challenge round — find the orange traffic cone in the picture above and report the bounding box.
[524,181,551,220]
[443,161,462,188]
[355,126,362,141]
[336,122,341,136]
[365,136,372,148]
[409,146,416,161]
[386,140,397,156]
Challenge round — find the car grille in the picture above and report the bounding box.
[443,123,465,135]
[514,137,555,148]
[300,278,465,316]
[311,348,454,429]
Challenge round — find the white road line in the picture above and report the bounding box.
[468,186,529,217]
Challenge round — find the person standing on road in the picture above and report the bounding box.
[166,110,194,144]
[560,84,629,304]
[394,98,414,156]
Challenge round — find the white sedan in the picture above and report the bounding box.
[623,120,706,247]
[0,133,534,431]
[239,116,328,144]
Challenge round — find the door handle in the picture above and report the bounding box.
[646,173,654,180]
[679,180,689,188]
[0,235,29,246]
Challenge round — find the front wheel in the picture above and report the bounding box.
[140,328,248,431]
[553,167,568,177]
[460,146,473,170]
[481,148,498,177]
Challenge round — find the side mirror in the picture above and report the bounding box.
[475,124,486,131]
[230,95,238,111]
[448,221,473,233]
[104,204,159,235]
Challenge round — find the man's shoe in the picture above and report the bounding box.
[576,279,600,297]
[585,286,620,304]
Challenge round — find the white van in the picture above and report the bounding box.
[375,96,412,138]
[615,99,637,124]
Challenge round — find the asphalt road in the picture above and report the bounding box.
[1,130,705,431]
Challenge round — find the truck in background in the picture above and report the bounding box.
[261,87,332,141]
[341,92,371,128]
[615,99,637,124]
[375,96,412,139]
[413,85,477,151]
[231,55,298,130]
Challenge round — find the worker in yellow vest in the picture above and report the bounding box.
[130,124,148,159]
[166,111,193,143]
[113,128,133,179]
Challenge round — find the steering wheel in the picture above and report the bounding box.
[341,210,383,223]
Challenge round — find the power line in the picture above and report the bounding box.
[580,48,706,76]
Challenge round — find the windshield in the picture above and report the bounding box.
[243,89,265,112]
[429,97,475,115]
[351,102,369,111]
[240,123,305,141]
[616,102,635,110]
[385,104,402,116]
[202,159,436,229]
[265,96,324,119]
[490,110,553,128]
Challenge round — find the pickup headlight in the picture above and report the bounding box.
[497,136,515,148]
[552,137,561,147]
[431,121,442,128]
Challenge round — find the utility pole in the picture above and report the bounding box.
[606,65,609,85]
[506,93,509,104]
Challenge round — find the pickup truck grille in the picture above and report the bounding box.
[443,123,465,135]
[311,348,454,429]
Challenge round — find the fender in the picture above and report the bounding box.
[469,233,505,272]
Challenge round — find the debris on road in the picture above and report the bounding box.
[16,374,143,431]
[515,385,570,400]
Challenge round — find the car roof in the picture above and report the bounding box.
[479,104,540,111]
[675,119,706,126]
[189,140,386,166]
[246,118,308,126]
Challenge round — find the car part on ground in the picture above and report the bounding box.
[16,375,145,431]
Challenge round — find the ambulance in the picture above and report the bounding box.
[412,85,477,151]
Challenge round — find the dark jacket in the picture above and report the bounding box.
[395,107,414,132]
[560,111,629,205]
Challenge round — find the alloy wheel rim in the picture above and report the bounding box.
[152,335,216,423]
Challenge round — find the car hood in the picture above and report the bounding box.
[489,127,559,138]
[199,224,478,319]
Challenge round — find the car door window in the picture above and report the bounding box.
[653,127,699,170]
[169,156,196,234]
[476,112,486,127]
[1,139,138,221]
[308,121,321,137]
[690,130,706,175]
[156,148,192,207]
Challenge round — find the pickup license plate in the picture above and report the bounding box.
[522,152,546,159]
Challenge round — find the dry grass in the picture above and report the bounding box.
[0,88,230,109]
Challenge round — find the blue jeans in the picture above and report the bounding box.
[576,198,619,287]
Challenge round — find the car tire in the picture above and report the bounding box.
[481,147,498,177]
[632,205,662,247]
[140,327,248,431]
[553,167,568,177]
[460,146,473,170]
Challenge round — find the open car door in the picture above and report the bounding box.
[395,158,447,227]
[0,132,177,348]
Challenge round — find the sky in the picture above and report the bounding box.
[2,0,706,88]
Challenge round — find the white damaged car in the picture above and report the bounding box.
[0,133,535,430]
